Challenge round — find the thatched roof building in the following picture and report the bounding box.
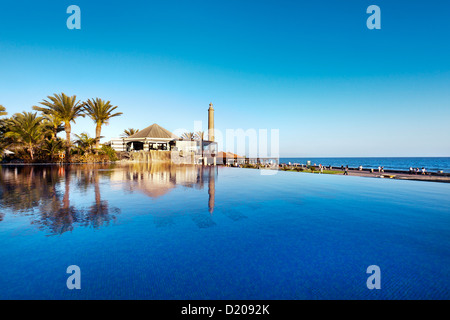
[128,123,179,140]
[106,103,217,165]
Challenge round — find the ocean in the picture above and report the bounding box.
[279,157,450,173]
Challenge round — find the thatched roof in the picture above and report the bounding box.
[128,123,179,139]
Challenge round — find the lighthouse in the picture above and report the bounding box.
[208,102,214,142]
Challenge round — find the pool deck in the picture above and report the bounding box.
[280,165,450,183]
[331,168,450,183]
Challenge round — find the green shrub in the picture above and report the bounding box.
[101,145,118,162]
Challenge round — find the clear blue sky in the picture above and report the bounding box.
[0,0,449,157]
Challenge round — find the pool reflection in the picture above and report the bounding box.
[0,164,218,234]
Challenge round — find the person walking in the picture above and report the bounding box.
[344,165,348,175]
[422,167,426,175]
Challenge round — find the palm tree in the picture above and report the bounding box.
[74,133,99,154]
[0,120,10,156]
[195,131,205,141]
[42,113,64,140]
[41,139,64,161]
[83,98,122,149]
[121,128,140,137]
[181,132,195,140]
[5,112,44,160]
[195,131,205,158]
[0,105,7,116]
[34,93,84,157]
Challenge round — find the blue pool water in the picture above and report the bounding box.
[0,164,449,299]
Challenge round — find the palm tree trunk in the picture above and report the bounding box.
[95,123,101,150]
[201,138,204,160]
[65,123,71,160]
[29,143,34,160]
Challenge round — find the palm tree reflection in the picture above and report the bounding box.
[0,165,120,235]
[84,170,119,228]
[0,163,219,233]
[36,168,80,234]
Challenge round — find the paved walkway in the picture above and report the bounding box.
[328,168,450,183]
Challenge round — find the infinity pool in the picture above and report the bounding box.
[0,164,449,299]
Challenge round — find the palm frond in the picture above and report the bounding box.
[121,128,139,137]
[83,98,123,125]
[195,131,205,140]
[181,132,196,140]
[0,105,7,116]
